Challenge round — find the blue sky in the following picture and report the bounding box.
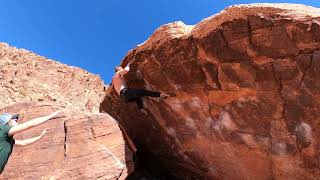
[0,0,319,83]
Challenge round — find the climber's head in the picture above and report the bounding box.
[115,66,123,73]
[0,114,19,126]
[6,114,19,126]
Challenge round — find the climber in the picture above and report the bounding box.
[0,111,60,174]
[112,63,169,114]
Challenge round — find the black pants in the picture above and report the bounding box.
[120,88,161,109]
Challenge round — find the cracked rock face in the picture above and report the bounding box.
[101,4,320,179]
[0,44,133,179]
[0,102,133,179]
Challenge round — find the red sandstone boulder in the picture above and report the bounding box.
[0,102,133,179]
[101,4,320,179]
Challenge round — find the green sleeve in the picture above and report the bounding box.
[0,125,12,137]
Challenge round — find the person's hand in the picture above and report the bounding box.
[40,128,49,137]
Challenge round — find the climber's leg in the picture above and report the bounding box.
[125,88,161,98]
[120,88,144,109]
[134,98,144,110]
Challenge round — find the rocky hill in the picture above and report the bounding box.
[101,3,320,180]
[0,44,133,179]
[0,42,106,113]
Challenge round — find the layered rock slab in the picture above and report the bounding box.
[101,3,320,180]
[0,102,133,179]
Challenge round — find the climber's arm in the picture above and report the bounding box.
[8,111,60,136]
[15,128,49,146]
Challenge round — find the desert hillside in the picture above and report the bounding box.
[0,44,133,179]
[0,42,106,113]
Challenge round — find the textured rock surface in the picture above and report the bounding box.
[0,43,134,179]
[101,3,320,180]
[0,43,107,113]
[0,102,133,179]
